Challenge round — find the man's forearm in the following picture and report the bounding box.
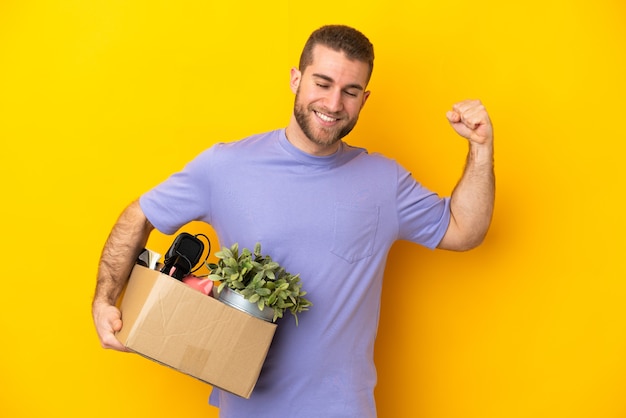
[94,200,154,306]
[448,142,495,249]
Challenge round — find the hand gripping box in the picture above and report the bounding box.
[117,265,277,398]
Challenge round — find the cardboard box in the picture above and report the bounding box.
[117,265,277,398]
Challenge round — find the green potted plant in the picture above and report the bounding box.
[206,242,312,325]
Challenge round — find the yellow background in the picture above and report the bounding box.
[1,1,625,417]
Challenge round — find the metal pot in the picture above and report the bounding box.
[217,286,275,322]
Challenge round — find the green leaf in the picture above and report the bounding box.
[267,293,277,305]
[222,247,233,259]
[218,282,226,293]
[249,293,260,303]
[256,288,271,296]
[252,271,264,283]
[274,308,283,318]
[261,262,276,272]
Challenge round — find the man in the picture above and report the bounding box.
[93,25,494,418]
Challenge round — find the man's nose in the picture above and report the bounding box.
[323,89,343,113]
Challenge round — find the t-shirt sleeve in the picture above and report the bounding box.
[395,163,451,249]
[139,147,215,235]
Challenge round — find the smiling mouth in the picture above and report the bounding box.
[314,111,339,123]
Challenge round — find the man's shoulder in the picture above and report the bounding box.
[215,129,281,150]
[343,142,400,170]
[197,129,281,163]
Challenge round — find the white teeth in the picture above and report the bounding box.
[315,111,336,122]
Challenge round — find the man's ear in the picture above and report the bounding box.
[290,67,301,93]
[361,90,371,109]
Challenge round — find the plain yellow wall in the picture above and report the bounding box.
[1,1,625,417]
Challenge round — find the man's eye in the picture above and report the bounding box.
[316,84,329,89]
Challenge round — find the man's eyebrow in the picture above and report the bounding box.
[312,73,364,91]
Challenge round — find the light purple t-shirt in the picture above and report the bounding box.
[139,129,450,418]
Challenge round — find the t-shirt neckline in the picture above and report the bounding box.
[277,129,345,167]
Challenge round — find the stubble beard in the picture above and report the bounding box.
[293,91,358,148]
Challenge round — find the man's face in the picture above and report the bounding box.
[289,45,370,155]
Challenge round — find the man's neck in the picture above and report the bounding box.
[285,116,341,157]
